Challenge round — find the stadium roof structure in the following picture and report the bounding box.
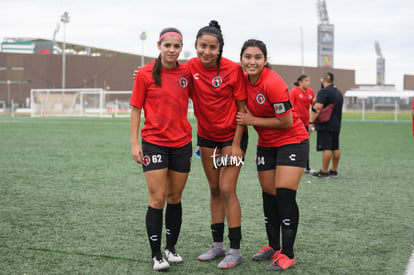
[345,89,414,99]
[2,37,137,57]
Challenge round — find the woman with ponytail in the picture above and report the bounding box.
[290,74,315,173]
[186,20,248,269]
[130,27,192,271]
[132,20,247,270]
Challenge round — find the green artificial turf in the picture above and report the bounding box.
[0,116,413,274]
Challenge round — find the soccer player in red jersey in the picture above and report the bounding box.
[290,75,315,173]
[131,21,247,269]
[188,20,247,269]
[236,39,309,271]
[130,28,192,272]
[412,96,414,141]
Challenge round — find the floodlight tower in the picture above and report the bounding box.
[375,41,385,86]
[61,11,70,90]
[316,0,334,67]
[58,11,70,112]
[317,0,329,24]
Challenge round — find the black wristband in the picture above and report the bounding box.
[309,122,314,124]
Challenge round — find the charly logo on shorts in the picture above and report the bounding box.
[179,77,188,88]
[211,76,223,88]
[143,155,150,166]
[256,92,266,104]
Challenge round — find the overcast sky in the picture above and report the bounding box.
[1,0,413,89]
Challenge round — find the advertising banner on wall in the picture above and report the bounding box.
[317,23,334,67]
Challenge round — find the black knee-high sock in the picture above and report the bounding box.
[262,191,281,250]
[165,202,182,250]
[276,188,299,259]
[146,206,163,258]
[211,223,225,243]
[228,226,242,249]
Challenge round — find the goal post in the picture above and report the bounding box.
[30,88,196,119]
[30,88,132,118]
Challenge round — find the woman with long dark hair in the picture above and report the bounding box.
[237,39,309,271]
[130,27,192,271]
[187,20,248,269]
[290,74,315,173]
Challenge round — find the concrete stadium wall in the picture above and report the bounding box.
[404,75,414,90]
[0,52,356,107]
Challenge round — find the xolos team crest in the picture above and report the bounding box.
[179,77,188,88]
[256,92,266,104]
[212,76,223,88]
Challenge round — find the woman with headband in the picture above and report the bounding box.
[130,27,192,271]
[132,20,247,269]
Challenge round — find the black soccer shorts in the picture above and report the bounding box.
[141,140,192,173]
[256,140,309,171]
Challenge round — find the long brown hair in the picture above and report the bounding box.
[152,27,183,87]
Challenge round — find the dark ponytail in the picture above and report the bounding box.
[152,27,183,86]
[196,20,224,76]
[294,74,309,87]
[152,54,163,87]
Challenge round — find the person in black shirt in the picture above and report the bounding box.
[309,72,343,178]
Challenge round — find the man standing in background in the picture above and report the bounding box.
[309,72,343,178]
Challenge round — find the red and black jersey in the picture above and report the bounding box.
[290,86,315,126]
[245,67,309,147]
[130,60,192,148]
[185,57,247,142]
[412,97,414,141]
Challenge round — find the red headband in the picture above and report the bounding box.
[159,32,183,42]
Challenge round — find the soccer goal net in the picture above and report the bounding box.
[30,88,132,118]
